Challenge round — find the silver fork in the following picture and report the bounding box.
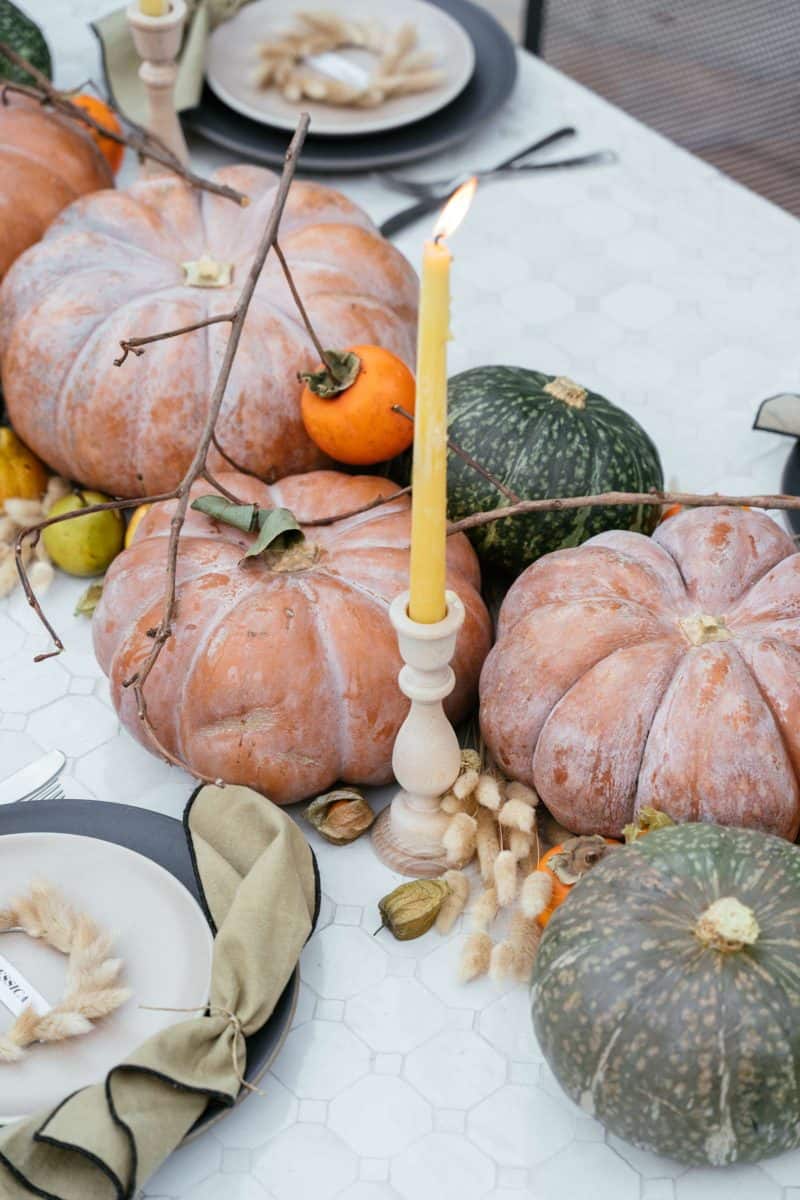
[0,750,66,805]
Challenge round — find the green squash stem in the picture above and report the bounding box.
[695,896,760,952]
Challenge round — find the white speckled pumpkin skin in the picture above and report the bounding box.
[532,823,800,1166]
[0,165,417,497]
[480,506,800,840]
[0,96,112,279]
[93,470,491,802]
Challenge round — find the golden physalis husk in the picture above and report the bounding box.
[305,788,375,845]
[378,879,450,940]
[622,806,675,844]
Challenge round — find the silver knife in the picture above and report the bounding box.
[0,750,66,806]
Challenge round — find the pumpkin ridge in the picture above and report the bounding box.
[727,637,800,836]
[7,276,189,481]
[298,573,355,772]
[535,637,685,833]
[176,568,284,760]
[0,143,85,200]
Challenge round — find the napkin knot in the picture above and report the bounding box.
[139,1003,264,1094]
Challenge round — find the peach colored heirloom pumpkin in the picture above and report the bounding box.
[0,96,113,279]
[94,471,491,803]
[0,165,417,497]
[481,506,800,841]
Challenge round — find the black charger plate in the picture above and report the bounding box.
[782,441,800,537]
[0,798,298,1138]
[181,0,517,172]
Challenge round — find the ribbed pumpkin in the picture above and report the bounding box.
[0,94,112,279]
[532,823,800,1166]
[442,367,663,575]
[0,166,417,497]
[93,471,491,802]
[481,505,800,840]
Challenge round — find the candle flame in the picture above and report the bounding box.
[433,176,477,241]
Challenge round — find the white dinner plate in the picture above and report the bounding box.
[0,833,213,1122]
[206,0,476,137]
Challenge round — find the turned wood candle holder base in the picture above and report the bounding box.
[371,590,465,878]
[126,0,189,172]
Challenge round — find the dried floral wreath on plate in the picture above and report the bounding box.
[0,881,129,1061]
[254,11,444,107]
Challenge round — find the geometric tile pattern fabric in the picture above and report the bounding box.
[7,5,800,1197]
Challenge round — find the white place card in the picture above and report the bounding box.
[0,952,51,1018]
[305,51,371,89]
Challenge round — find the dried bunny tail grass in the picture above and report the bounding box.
[470,887,498,933]
[443,812,477,867]
[441,791,473,816]
[475,774,502,812]
[460,748,482,774]
[0,881,128,1062]
[506,781,539,807]
[491,912,542,983]
[0,549,18,598]
[459,931,492,982]
[520,870,553,919]
[0,516,15,542]
[436,870,470,934]
[3,498,44,527]
[28,560,54,594]
[498,798,535,835]
[494,850,518,907]
[509,829,532,863]
[476,808,500,885]
[44,476,71,509]
[489,938,517,983]
[508,911,542,980]
[453,767,480,801]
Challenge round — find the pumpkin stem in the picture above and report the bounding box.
[695,897,760,952]
[299,350,362,399]
[542,376,588,409]
[679,613,731,646]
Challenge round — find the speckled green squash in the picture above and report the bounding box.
[531,824,800,1166]
[445,367,663,575]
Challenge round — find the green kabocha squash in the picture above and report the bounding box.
[444,367,663,575]
[532,824,800,1166]
[0,2,52,85]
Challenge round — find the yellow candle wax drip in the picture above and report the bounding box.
[408,236,451,624]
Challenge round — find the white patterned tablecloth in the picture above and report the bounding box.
[3,4,800,1199]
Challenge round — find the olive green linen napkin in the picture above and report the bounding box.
[91,0,252,124]
[0,783,318,1199]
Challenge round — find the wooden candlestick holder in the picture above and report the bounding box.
[126,0,190,172]
[372,590,465,878]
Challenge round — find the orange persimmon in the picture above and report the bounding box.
[300,344,415,466]
[535,836,619,928]
[71,94,124,174]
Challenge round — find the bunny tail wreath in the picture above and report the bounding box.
[0,881,129,1061]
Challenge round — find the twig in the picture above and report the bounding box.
[392,405,520,503]
[274,241,335,373]
[446,490,800,535]
[304,485,411,526]
[15,115,311,773]
[211,432,264,480]
[14,493,176,661]
[114,312,237,367]
[0,44,249,207]
[124,116,311,741]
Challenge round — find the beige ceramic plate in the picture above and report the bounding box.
[0,833,213,1123]
[206,0,476,137]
